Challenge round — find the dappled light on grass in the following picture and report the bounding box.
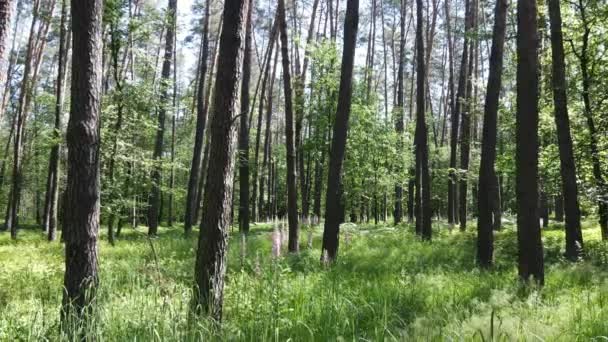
[1,221,608,340]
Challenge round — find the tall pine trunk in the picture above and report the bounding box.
[321,0,359,262]
[238,0,253,234]
[547,0,583,260]
[516,0,544,285]
[61,0,103,332]
[278,0,300,253]
[476,0,507,268]
[414,0,431,240]
[148,0,177,236]
[191,0,248,320]
[184,0,211,235]
[43,0,69,241]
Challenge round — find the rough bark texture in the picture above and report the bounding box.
[414,0,431,240]
[148,0,177,236]
[548,0,583,259]
[191,0,248,321]
[516,0,544,285]
[278,0,300,253]
[476,0,507,268]
[61,0,103,331]
[184,0,211,235]
[321,0,358,262]
[238,0,252,234]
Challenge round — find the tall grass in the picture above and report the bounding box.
[1,219,607,340]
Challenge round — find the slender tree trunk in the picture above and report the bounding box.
[278,0,300,253]
[252,21,277,223]
[44,0,69,241]
[61,0,103,332]
[238,0,253,234]
[448,0,470,227]
[458,0,476,231]
[476,0,507,268]
[547,0,583,259]
[184,0,211,235]
[191,0,248,321]
[573,0,607,238]
[7,0,54,238]
[394,0,406,225]
[148,0,177,236]
[260,48,279,221]
[321,0,358,262]
[414,0,431,240]
[516,0,544,285]
[0,0,13,119]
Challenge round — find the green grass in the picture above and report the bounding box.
[1,219,608,340]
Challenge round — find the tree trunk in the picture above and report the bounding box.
[44,0,69,241]
[547,0,583,259]
[260,48,279,221]
[7,0,54,238]
[573,0,607,238]
[516,0,544,285]
[278,0,300,253]
[414,0,431,240]
[238,0,253,234]
[321,0,359,262]
[0,0,12,119]
[147,0,177,236]
[448,0,470,227]
[184,0,211,235]
[458,0,476,231]
[61,0,103,332]
[394,0,407,225]
[191,0,248,321]
[476,0,506,268]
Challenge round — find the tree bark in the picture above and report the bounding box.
[61,0,103,332]
[238,0,253,234]
[0,0,12,118]
[394,0,406,225]
[414,0,431,240]
[191,0,248,321]
[547,0,583,260]
[184,0,211,235]
[44,0,69,241]
[147,0,177,236]
[516,0,544,285]
[278,0,300,253]
[476,0,507,268]
[321,0,359,262]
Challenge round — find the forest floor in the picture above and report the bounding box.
[1,219,608,340]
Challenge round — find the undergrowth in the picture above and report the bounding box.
[1,219,607,340]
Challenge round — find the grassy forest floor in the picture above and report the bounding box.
[1,219,608,340]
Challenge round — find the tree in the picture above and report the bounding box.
[516,0,544,285]
[394,0,406,224]
[448,0,471,227]
[414,0,431,240]
[184,0,211,235]
[43,0,69,241]
[570,0,607,238]
[321,0,359,262]
[191,0,249,320]
[476,0,507,268]
[61,0,103,331]
[0,0,12,112]
[547,0,583,260]
[147,0,177,236]
[238,0,252,234]
[278,0,299,253]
